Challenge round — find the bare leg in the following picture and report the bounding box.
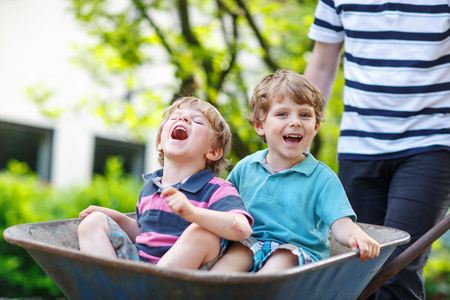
[210,242,253,273]
[256,249,298,275]
[78,211,117,259]
[157,223,220,270]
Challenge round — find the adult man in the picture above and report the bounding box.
[304,1,450,299]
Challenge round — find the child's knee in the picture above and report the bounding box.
[78,212,108,236]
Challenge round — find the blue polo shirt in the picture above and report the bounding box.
[228,149,356,260]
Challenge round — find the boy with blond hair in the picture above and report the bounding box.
[211,70,379,274]
[78,97,253,270]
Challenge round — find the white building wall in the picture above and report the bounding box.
[52,114,95,187]
[0,0,159,187]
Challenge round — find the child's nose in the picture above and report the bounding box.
[289,117,302,127]
[178,115,191,123]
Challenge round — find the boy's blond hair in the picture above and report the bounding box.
[156,97,231,175]
[249,69,324,143]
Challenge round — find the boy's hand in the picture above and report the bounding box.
[79,205,102,219]
[331,217,380,261]
[348,228,380,261]
[161,187,195,221]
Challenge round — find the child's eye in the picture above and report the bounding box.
[276,112,287,117]
[193,118,204,125]
[300,113,312,118]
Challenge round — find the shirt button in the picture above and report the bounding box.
[270,177,276,182]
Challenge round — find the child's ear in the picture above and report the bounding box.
[314,122,320,136]
[157,139,162,151]
[252,122,265,136]
[315,122,320,130]
[311,122,320,137]
[205,148,223,162]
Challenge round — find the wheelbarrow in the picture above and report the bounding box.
[3,214,448,300]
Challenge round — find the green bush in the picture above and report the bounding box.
[424,231,450,299]
[0,161,61,297]
[0,158,141,298]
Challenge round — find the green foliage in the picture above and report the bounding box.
[25,85,62,118]
[0,161,61,297]
[26,0,342,171]
[63,0,341,167]
[424,232,450,299]
[315,68,345,172]
[66,156,142,215]
[0,159,141,298]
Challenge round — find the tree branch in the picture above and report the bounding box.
[215,0,239,92]
[132,0,174,56]
[177,0,200,46]
[177,0,215,98]
[234,0,279,69]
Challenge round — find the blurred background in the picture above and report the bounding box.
[0,0,448,298]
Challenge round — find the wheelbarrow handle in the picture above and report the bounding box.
[357,214,450,300]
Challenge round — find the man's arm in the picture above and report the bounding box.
[304,41,344,109]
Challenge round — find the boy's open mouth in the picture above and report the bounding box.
[283,134,302,144]
[172,126,188,140]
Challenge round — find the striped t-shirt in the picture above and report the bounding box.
[135,169,253,263]
[308,0,450,160]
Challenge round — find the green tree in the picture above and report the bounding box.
[67,0,342,172]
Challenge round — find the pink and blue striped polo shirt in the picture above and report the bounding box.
[135,169,252,263]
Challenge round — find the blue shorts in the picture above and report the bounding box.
[107,217,141,261]
[238,236,317,272]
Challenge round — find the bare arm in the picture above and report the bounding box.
[304,41,343,109]
[331,217,380,261]
[79,205,140,243]
[161,187,252,241]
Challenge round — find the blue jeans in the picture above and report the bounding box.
[339,149,450,300]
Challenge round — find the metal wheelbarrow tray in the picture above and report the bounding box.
[3,215,410,300]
